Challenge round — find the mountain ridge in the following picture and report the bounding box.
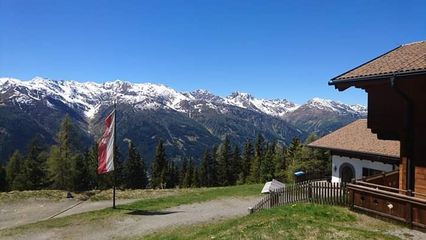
[0,76,367,164]
[0,77,366,119]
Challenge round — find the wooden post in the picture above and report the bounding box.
[406,190,413,228]
[248,207,253,214]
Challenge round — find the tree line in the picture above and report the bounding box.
[0,116,330,192]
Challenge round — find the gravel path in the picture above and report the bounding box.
[0,199,78,230]
[1,196,260,240]
[0,198,138,230]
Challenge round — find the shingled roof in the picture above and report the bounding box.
[308,119,400,158]
[330,41,426,84]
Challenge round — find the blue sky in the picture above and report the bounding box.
[1,0,425,105]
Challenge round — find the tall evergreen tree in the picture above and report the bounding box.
[260,143,276,182]
[249,133,266,183]
[179,157,188,187]
[6,150,24,190]
[192,167,200,188]
[229,145,241,185]
[47,116,78,190]
[151,140,167,189]
[165,161,178,188]
[0,165,7,192]
[124,142,147,189]
[199,149,210,187]
[85,145,100,189]
[24,138,48,189]
[209,145,219,186]
[217,137,232,186]
[73,153,91,191]
[285,137,303,182]
[183,158,194,188]
[240,140,254,183]
[274,146,288,182]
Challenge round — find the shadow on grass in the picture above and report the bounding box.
[116,207,182,216]
[126,210,181,216]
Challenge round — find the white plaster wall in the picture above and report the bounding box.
[331,155,395,183]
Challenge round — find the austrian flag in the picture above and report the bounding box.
[98,110,115,174]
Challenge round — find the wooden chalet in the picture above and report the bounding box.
[308,119,400,183]
[329,40,426,229]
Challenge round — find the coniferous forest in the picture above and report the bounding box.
[0,116,330,192]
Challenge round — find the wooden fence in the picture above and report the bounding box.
[250,181,349,213]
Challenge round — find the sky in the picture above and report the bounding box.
[0,0,425,105]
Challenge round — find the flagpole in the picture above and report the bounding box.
[113,100,117,209]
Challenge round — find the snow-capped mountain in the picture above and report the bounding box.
[0,77,366,164]
[0,77,366,120]
[305,98,367,116]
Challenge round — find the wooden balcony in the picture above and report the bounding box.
[347,180,426,230]
[361,170,399,188]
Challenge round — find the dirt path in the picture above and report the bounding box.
[1,196,260,240]
[0,198,138,230]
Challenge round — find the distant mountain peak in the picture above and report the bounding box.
[0,77,366,120]
[228,91,254,100]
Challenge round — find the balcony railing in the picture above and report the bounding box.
[347,180,426,230]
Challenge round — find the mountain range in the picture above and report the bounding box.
[0,77,367,164]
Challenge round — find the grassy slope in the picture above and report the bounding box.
[0,188,180,202]
[142,203,400,240]
[0,184,262,237]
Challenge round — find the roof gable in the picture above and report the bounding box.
[330,41,426,84]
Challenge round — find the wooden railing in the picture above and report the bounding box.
[347,181,426,230]
[362,170,399,188]
[250,181,349,213]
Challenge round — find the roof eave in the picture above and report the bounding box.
[328,69,426,89]
[307,144,400,163]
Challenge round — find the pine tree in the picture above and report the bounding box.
[0,165,7,192]
[179,158,188,187]
[151,140,167,189]
[6,150,24,190]
[274,146,287,182]
[165,161,178,189]
[260,143,276,182]
[229,145,241,185]
[183,158,194,188]
[124,142,147,189]
[209,145,219,186]
[240,140,254,184]
[199,149,210,187]
[73,153,91,191]
[217,137,232,186]
[249,133,265,183]
[285,137,303,182]
[24,138,48,190]
[192,167,200,188]
[82,149,98,190]
[47,116,78,190]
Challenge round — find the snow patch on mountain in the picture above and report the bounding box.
[306,97,367,115]
[0,77,366,120]
[224,92,300,117]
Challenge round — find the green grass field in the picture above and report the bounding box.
[0,184,263,237]
[142,203,400,240]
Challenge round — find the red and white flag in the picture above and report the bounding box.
[98,110,115,174]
